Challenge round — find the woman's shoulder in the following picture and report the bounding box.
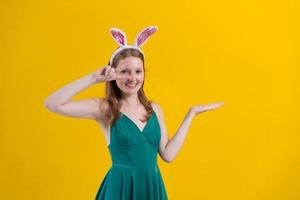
[151,101,159,109]
[150,101,163,115]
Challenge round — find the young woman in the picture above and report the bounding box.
[44,26,224,200]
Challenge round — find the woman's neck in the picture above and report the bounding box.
[120,93,141,106]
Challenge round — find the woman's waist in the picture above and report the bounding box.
[111,162,158,169]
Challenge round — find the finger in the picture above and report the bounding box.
[209,103,223,109]
[110,68,116,75]
[96,67,104,75]
[108,68,116,79]
[104,66,108,76]
[107,66,112,75]
[111,69,122,79]
[206,106,212,110]
[206,105,214,110]
[108,69,119,80]
[213,103,224,108]
[105,66,111,76]
[107,68,112,77]
[116,73,126,80]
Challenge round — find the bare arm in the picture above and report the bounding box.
[154,102,224,163]
[44,65,123,120]
[44,72,100,119]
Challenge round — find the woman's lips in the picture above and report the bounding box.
[125,83,138,89]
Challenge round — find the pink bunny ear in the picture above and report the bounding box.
[134,26,158,47]
[109,28,127,46]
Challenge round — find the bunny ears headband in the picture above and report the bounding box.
[109,26,158,65]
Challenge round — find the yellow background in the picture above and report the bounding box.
[1,0,299,199]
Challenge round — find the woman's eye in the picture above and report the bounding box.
[120,70,142,74]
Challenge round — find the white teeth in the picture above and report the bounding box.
[126,83,137,86]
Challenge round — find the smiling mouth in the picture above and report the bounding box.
[125,83,138,88]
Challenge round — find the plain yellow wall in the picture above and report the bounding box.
[1,0,299,199]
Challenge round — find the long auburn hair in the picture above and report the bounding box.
[100,48,154,127]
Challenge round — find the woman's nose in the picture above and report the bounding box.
[127,73,137,81]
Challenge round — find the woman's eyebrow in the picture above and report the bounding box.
[123,67,142,70]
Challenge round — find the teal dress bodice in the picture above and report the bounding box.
[95,111,168,200]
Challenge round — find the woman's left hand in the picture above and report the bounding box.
[189,102,224,117]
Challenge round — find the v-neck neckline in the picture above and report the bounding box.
[120,111,154,133]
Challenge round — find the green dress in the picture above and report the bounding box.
[95,111,168,200]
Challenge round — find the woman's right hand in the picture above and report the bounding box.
[92,65,125,83]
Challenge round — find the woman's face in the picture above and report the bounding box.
[115,56,144,94]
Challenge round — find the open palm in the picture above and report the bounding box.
[190,102,224,117]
